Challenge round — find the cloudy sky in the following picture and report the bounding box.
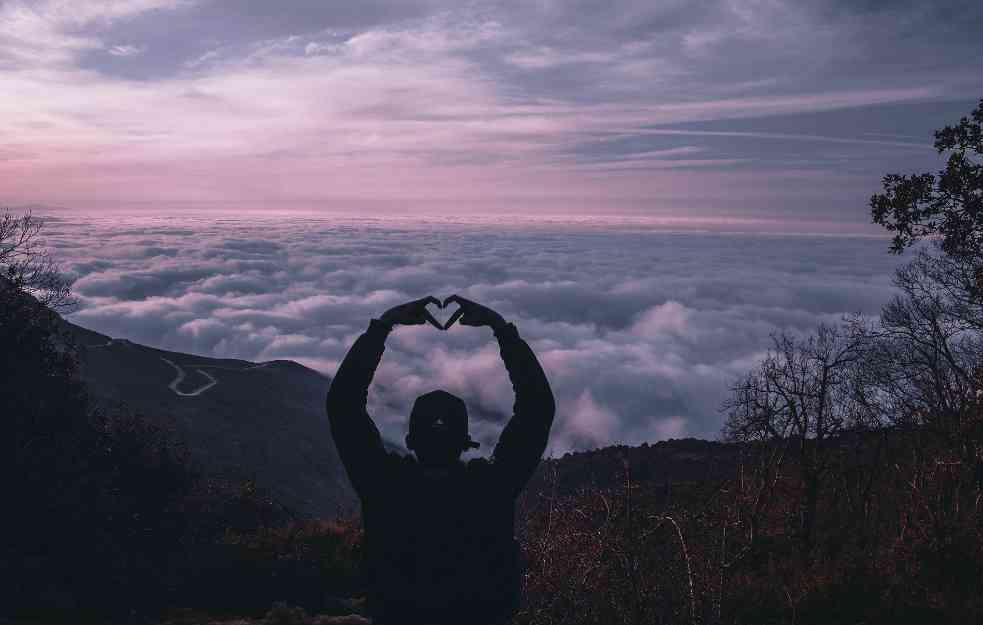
[1,0,981,224]
[5,2,982,453]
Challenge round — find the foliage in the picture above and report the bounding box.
[512,429,983,625]
[1,269,192,619]
[699,98,983,624]
[870,99,983,258]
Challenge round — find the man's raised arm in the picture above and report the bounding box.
[443,295,556,496]
[490,320,556,496]
[325,317,392,497]
[326,296,443,496]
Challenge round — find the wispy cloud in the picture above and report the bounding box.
[107,44,146,57]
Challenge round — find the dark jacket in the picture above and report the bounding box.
[326,318,556,625]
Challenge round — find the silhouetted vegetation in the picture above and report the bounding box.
[506,101,983,625]
[0,216,360,623]
[871,99,983,258]
[2,256,187,619]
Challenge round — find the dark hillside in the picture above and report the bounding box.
[69,322,356,517]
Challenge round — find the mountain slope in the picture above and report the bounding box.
[70,322,356,517]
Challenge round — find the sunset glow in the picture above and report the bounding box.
[3,0,980,226]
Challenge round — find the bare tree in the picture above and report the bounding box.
[721,321,872,546]
[860,248,983,459]
[719,371,791,562]
[0,209,75,310]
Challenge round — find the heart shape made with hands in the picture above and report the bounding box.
[426,299,462,330]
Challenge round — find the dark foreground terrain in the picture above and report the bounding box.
[3,276,981,625]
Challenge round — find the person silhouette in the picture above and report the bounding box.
[326,294,556,625]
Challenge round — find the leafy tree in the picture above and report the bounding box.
[870,99,983,259]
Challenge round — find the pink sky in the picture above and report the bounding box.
[2,0,981,226]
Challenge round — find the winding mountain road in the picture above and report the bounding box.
[87,338,272,398]
[159,358,274,397]
[161,358,219,397]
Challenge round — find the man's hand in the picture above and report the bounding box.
[380,296,444,330]
[442,294,506,330]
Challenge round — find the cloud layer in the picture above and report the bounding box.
[43,210,904,455]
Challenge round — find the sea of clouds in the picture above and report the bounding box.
[41,210,904,455]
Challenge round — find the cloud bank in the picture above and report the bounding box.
[42,210,904,455]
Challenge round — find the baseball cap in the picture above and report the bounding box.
[409,389,481,449]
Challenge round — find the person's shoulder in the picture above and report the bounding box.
[365,452,417,495]
[373,450,418,478]
[465,457,517,497]
[465,457,494,477]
